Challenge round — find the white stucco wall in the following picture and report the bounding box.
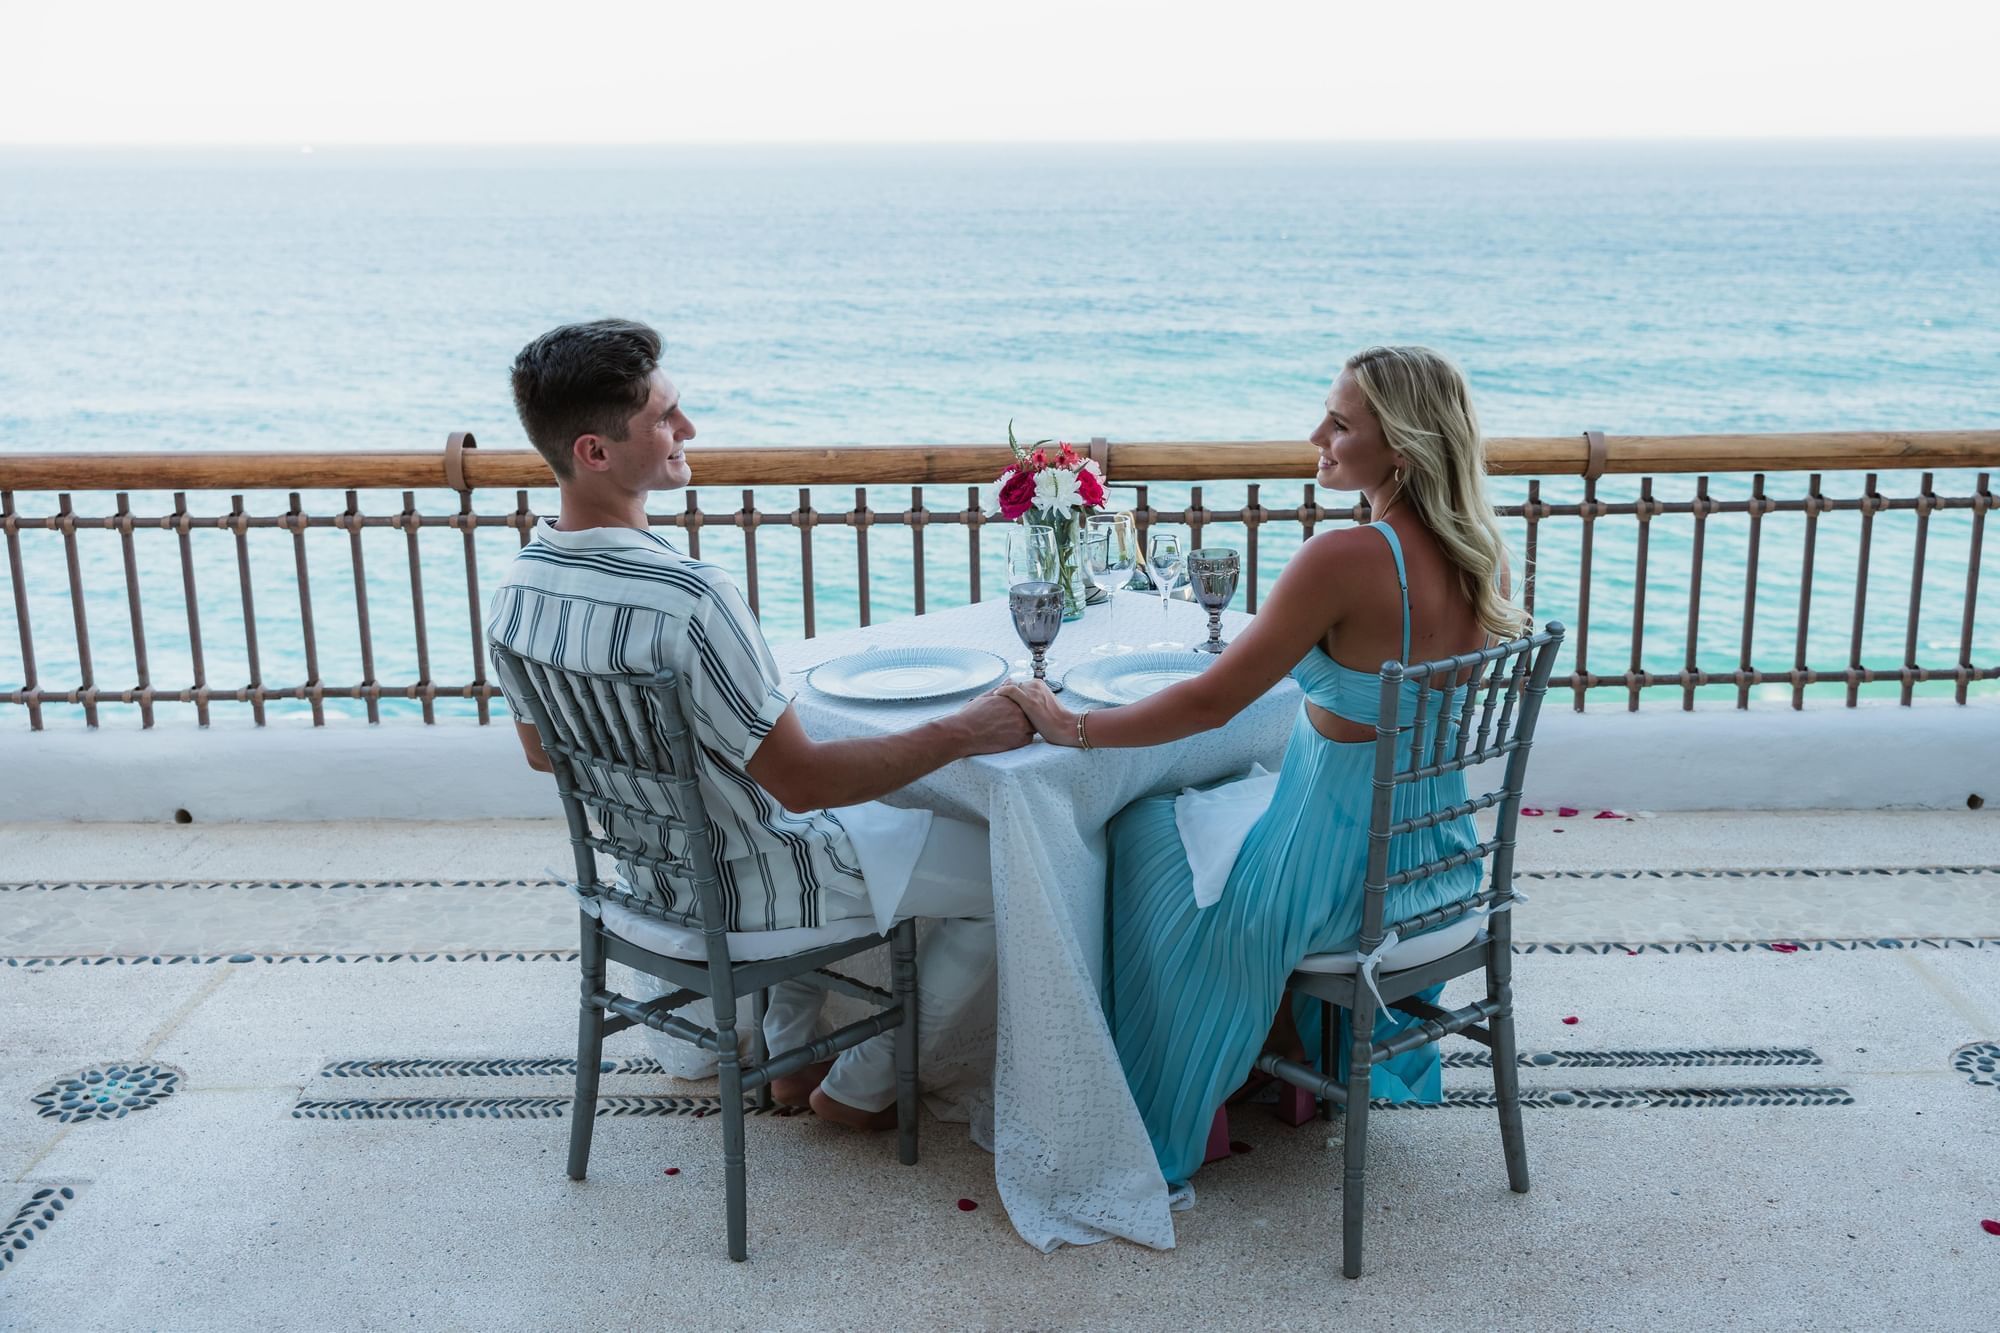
[2,698,1994,824]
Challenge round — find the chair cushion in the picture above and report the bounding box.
[1293,913,1486,976]
[600,898,878,963]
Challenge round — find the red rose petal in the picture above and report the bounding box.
[956,1198,978,1212]
[1229,1140,1255,1155]
[1521,807,1544,817]
[1562,1016,1580,1025]
[1980,1219,2000,1235]
[1625,949,1641,956]
[1557,806,1579,817]
[1593,810,1624,819]
[1768,942,1801,953]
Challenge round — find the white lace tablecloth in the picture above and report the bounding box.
[776,592,1297,1252]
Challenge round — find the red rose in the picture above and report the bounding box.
[1076,466,1105,508]
[997,468,1039,519]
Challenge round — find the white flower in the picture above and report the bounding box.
[980,476,1005,515]
[1034,466,1082,514]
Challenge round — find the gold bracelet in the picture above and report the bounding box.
[1075,710,1092,750]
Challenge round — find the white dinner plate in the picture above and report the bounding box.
[1061,650,1216,706]
[806,646,1009,702]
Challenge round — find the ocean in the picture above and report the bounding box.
[2,142,1996,725]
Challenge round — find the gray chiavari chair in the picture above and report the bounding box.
[1257,622,1565,1278]
[489,645,919,1262]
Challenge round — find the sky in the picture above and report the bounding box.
[4,0,1997,145]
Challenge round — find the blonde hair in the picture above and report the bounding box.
[1344,345,1530,641]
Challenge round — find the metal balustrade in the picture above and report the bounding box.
[1,431,1994,728]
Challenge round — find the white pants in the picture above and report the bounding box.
[764,813,996,1112]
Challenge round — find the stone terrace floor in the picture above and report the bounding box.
[3,809,1998,1330]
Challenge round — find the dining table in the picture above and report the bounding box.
[773,588,1300,1252]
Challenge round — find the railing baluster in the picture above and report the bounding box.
[740,489,760,619]
[1902,471,1934,706]
[57,494,98,727]
[287,491,325,726]
[173,493,209,727]
[115,493,154,727]
[799,487,816,639]
[854,486,871,628]
[1791,473,1822,711]
[1682,476,1709,711]
[683,490,702,558]
[231,493,265,726]
[910,486,927,617]
[1958,472,1990,705]
[1627,476,1654,712]
[2,490,42,730]
[1572,474,1599,712]
[1522,479,1540,619]
[1737,473,1766,710]
[1190,485,1204,548]
[1245,482,1261,612]
[1847,474,1879,708]
[401,490,434,724]
[457,489,488,724]
[343,490,379,724]
[960,482,976,600]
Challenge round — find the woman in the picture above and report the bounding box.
[999,345,1528,1187]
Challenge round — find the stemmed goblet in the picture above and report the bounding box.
[1006,524,1065,691]
[1009,581,1065,693]
[1187,547,1241,653]
[1143,529,1187,649]
[1087,511,1139,594]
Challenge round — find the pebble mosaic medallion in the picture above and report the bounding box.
[31,1064,182,1123]
[1952,1042,2000,1089]
[0,1187,75,1274]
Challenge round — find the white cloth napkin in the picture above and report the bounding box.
[1172,763,1280,909]
[831,801,936,934]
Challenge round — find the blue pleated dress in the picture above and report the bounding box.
[1107,522,1484,1187]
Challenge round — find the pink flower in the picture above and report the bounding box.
[997,469,1039,520]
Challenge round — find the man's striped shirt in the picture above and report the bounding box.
[487,520,867,931]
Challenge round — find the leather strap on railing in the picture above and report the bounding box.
[1582,429,1608,482]
[444,430,478,491]
[1089,436,1109,472]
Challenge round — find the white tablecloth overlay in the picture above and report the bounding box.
[776,591,1297,1252]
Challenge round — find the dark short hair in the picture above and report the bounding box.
[510,319,663,478]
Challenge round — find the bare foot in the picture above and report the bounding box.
[808,1086,897,1132]
[769,1060,832,1108]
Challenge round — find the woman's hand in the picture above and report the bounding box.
[996,679,1082,747]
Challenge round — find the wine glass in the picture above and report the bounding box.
[1006,523,1059,587]
[1187,547,1241,654]
[1087,511,1139,594]
[1009,581,1066,693]
[1146,530,1185,612]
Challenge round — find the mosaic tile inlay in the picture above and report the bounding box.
[1951,1042,2000,1089]
[319,1057,664,1079]
[31,1064,182,1122]
[1440,1046,1823,1069]
[0,1187,75,1273]
[12,935,1998,969]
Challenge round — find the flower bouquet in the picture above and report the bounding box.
[986,423,1107,620]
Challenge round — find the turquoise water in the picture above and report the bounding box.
[1,143,1996,726]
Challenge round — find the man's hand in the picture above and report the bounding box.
[950,689,1035,755]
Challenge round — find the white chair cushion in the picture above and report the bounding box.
[600,898,878,963]
[1293,912,1486,976]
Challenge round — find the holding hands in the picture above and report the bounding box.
[996,679,1084,748]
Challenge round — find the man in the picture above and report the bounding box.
[488,318,1028,1128]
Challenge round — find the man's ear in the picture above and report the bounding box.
[570,434,611,473]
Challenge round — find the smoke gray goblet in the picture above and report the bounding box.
[1187,548,1241,654]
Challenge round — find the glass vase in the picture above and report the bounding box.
[1029,507,1089,621]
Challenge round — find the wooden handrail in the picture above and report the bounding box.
[1,430,1995,492]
